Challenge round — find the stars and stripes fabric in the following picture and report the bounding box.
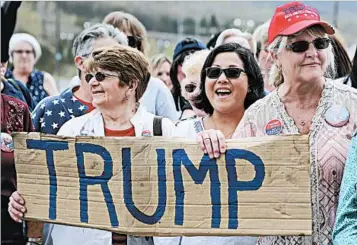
[31,87,88,134]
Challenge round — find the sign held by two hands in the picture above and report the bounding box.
[13,133,312,236]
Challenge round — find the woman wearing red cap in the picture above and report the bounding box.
[198,2,357,245]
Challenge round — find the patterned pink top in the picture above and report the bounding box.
[233,80,357,245]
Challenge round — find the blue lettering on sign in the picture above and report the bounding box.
[225,149,265,229]
[26,139,69,220]
[173,149,221,228]
[75,143,119,227]
[122,148,167,224]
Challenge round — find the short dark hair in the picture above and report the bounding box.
[329,35,352,79]
[206,32,222,50]
[348,44,357,88]
[170,49,197,111]
[193,43,265,115]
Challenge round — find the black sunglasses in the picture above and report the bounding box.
[286,38,331,53]
[128,36,142,50]
[184,83,197,93]
[206,67,245,79]
[85,72,120,83]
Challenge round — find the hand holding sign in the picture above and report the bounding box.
[13,133,312,237]
[8,191,26,223]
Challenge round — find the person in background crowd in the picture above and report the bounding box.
[1,1,34,110]
[103,11,180,121]
[330,35,352,80]
[31,24,128,135]
[6,33,59,106]
[1,92,33,245]
[149,54,173,91]
[333,128,357,244]
[206,32,221,50]
[180,49,210,119]
[198,2,357,245]
[170,38,207,118]
[1,61,35,110]
[8,44,177,245]
[253,20,275,93]
[154,42,265,245]
[215,28,256,54]
[1,4,34,243]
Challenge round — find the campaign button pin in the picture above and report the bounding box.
[142,130,152,137]
[325,105,350,127]
[1,133,14,152]
[265,119,283,135]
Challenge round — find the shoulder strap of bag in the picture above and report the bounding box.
[7,78,21,91]
[153,116,163,136]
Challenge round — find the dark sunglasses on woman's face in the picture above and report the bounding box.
[286,37,331,53]
[85,72,120,83]
[206,67,245,79]
[12,49,34,55]
[184,83,197,93]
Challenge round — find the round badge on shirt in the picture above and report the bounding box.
[1,133,14,152]
[265,119,283,136]
[142,130,152,137]
[325,105,350,127]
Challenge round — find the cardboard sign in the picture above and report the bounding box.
[13,132,312,236]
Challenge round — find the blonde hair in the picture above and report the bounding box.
[149,54,171,74]
[215,28,257,54]
[252,20,271,47]
[181,50,210,101]
[267,25,335,87]
[103,11,148,54]
[182,49,210,77]
[85,44,150,102]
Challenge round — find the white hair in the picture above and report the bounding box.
[182,49,210,77]
[266,25,336,87]
[252,20,271,57]
[215,28,257,54]
[181,49,210,101]
[72,23,128,58]
[9,33,42,63]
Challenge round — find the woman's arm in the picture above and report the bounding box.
[333,135,357,244]
[43,72,59,96]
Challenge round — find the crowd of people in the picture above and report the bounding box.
[1,1,357,245]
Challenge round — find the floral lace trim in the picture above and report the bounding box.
[270,90,299,134]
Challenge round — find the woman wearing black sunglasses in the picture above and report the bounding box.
[198,2,357,245]
[154,42,265,245]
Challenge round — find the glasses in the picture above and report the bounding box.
[128,36,142,50]
[184,83,197,93]
[206,67,245,79]
[286,38,331,53]
[85,72,120,83]
[12,49,34,55]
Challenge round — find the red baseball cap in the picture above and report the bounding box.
[268,1,335,44]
